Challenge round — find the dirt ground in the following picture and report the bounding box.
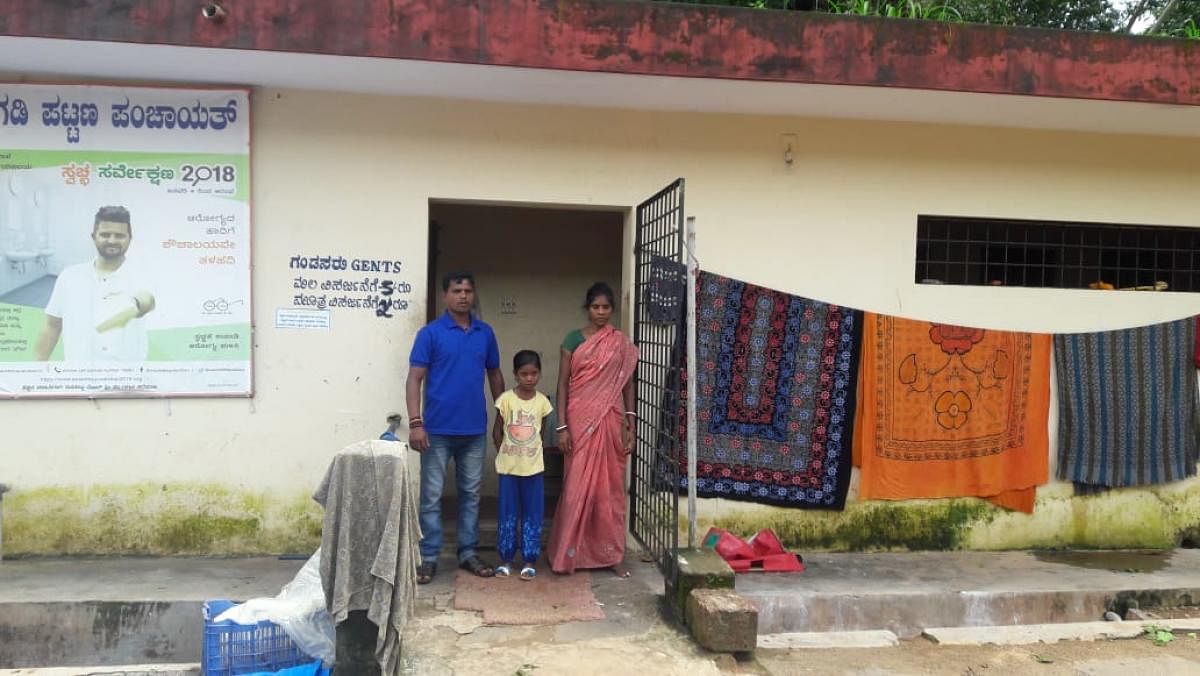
[399,555,1200,676]
[754,636,1200,675]
[402,613,1200,676]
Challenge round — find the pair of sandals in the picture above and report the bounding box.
[417,554,496,585]
[495,564,537,581]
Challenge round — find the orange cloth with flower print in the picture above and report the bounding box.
[853,314,1051,513]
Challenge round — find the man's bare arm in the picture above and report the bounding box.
[33,316,62,361]
[406,365,429,451]
[487,367,505,401]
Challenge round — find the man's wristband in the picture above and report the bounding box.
[410,421,424,429]
[555,424,568,432]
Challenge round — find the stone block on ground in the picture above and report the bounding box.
[667,548,734,623]
[685,588,758,654]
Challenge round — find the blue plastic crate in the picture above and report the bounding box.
[202,599,314,676]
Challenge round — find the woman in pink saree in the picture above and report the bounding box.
[548,282,639,576]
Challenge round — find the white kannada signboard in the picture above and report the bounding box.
[0,83,251,397]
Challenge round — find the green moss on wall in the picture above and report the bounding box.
[699,479,1200,552]
[4,483,322,556]
[967,482,1200,550]
[707,499,996,551]
[156,515,261,551]
[7,478,1200,555]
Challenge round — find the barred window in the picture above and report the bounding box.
[915,216,1200,292]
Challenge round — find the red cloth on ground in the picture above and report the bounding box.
[701,527,804,573]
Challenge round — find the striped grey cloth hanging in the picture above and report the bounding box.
[1054,317,1200,488]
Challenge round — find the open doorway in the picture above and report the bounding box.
[427,201,627,531]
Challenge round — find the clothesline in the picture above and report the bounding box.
[699,272,1199,337]
[667,269,1200,515]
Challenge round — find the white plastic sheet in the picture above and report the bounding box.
[215,549,335,665]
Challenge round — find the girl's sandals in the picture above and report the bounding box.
[519,566,537,581]
[417,562,436,585]
[495,564,513,578]
[459,554,495,578]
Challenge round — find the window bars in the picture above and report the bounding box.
[915,215,1200,292]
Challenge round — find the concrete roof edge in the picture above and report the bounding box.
[1,0,1198,106]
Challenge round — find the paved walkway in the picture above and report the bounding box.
[0,556,305,603]
[3,549,1200,674]
[7,549,1196,605]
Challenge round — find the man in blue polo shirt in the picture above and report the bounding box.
[407,271,505,584]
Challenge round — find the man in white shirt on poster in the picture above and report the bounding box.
[34,205,156,362]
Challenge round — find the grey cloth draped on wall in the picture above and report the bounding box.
[313,440,421,676]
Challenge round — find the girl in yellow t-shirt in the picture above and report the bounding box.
[491,350,553,581]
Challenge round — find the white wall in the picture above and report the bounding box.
[5,87,1199,553]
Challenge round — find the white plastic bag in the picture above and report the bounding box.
[215,549,335,665]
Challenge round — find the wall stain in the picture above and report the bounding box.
[7,479,1200,555]
[699,480,1200,552]
[90,602,170,651]
[8,0,1200,107]
[709,499,995,551]
[6,483,322,556]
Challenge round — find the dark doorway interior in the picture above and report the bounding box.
[426,201,626,548]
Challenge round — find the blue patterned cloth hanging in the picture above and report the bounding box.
[677,271,863,509]
[1055,317,1200,488]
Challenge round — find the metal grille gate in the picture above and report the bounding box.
[629,178,686,580]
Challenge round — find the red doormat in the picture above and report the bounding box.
[453,569,605,625]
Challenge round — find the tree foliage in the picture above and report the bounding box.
[661,0,1200,37]
[1122,0,1200,36]
[956,0,1121,31]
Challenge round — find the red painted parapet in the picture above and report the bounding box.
[1,0,1197,106]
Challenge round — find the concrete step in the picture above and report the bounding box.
[5,550,1200,668]
[923,618,1200,646]
[0,601,205,669]
[0,664,200,675]
[757,630,900,649]
[0,558,303,669]
[736,549,1200,639]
